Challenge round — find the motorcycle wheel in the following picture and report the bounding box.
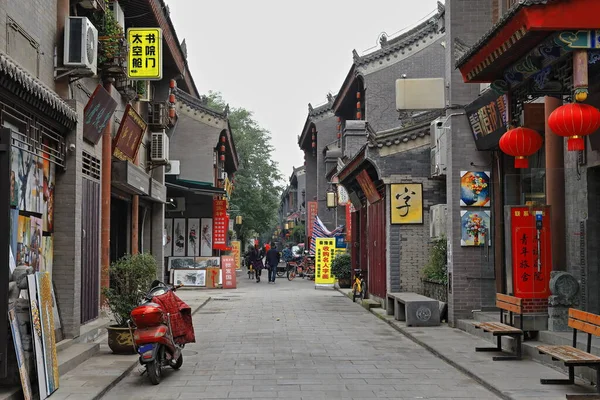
[147,358,162,385]
[171,353,183,370]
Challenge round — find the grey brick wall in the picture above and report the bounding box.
[364,37,446,132]
[314,112,337,229]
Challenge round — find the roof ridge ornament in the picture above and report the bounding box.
[454,37,471,64]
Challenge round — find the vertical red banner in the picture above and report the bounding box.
[307,201,318,238]
[213,199,228,249]
[345,203,352,243]
[511,207,552,299]
[221,255,237,289]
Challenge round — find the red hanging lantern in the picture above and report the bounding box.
[499,127,543,169]
[168,108,176,119]
[356,111,362,120]
[219,154,225,162]
[356,92,361,100]
[169,94,176,103]
[220,145,225,152]
[169,79,176,89]
[312,142,316,148]
[548,103,600,151]
[220,136,226,143]
[337,133,341,139]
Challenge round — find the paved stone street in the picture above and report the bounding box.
[103,271,499,399]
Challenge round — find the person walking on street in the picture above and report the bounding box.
[249,244,264,283]
[266,242,280,283]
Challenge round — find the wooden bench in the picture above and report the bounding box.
[537,308,600,396]
[474,293,523,361]
[386,292,440,327]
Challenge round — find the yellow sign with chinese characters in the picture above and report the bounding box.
[127,28,163,80]
[315,238,337,286]
[391,183,423,224]
[231,240,241,270]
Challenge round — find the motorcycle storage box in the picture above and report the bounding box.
[131,303,164,328]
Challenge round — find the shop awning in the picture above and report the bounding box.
[286,212,300,221]
[0,51,77,128]
[456,0,600,83]
[165,177,225,196]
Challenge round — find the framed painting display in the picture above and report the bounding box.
[164,219,173,257]
[461,210,491,246]
[9,306,32,400]
[35,272,59,396]
[172,269,206,287]
[390,183,423,224]
[187,218,200,257]
[172,218,186,256]
[460,171,490,207]
[200,218,213,256]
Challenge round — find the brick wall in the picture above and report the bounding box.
[314,112,337,229]
[445,0,495,325]
[523,298,548,314]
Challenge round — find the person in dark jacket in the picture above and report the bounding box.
[266,242,281,283]
[249,245,264,283]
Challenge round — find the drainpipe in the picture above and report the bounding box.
[101,81,113,301]
[131,101,141,255]
[544,96,565,271]
[56,0,70,98]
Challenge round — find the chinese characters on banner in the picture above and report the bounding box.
[112,105,147,162]
[221,255,236,289]
[307,201,318,238]
[390,183,423,224]
[345,203,353,243]
[465,91,509,150]
[356,170,381,204]
[231,240,241,270]
[83,84,117,144]
[127,28,163,80]
[315,238,337,286]
[212,199,228,250]
[511,207,552,299]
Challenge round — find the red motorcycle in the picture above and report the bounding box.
[128,281,195,385]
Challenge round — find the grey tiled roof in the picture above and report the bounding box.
[368,110,442,148]
[456,0,562,68]
[0,51,77,122]
[174,88,227,120]
[354,3,444,67]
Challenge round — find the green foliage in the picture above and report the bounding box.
[102,253,157,327]
[422,237,448,284]
[205,92,283,242]
[331,253,352,281]
[136,81,146,96]
[291,224,305,243]
[90,1,124,65]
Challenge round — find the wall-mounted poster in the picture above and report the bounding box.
[390,183,423,224]
[460,171,490,207]
[187,218,200,257]
[30,217,42,272]
[9,306,33,400]
[200,218,213,257]
[164,219,173,257]
[172,219,186,256]
[461,210,491,247]
[17,215,31,266]
[41,236,53,275]
[36,272,59,396]
[172,269,206,287]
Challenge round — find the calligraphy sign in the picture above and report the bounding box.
[127,28,163,80]
[511,207,552,299]
[315,238,336,286]
[221,255,237,289]
[465,89,509,151]
[356,170,381,204]
[212,199,228,250]
[307,201,318,238]
[390,183,423,224]
[83,84,117,144]
[231,240,241,270]
[345,203,353,243]
[113,105,147,162]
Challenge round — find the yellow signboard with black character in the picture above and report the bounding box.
[127,28,162,80]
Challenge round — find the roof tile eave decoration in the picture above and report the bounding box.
[355,5,444,67]
[0,52,77,123]
[309,100,335,118]
[456,0,561,69]
[174,88,227,120]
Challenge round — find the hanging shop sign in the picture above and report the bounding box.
[307,201,318,237]
[465,89,509,151]
[337,184,349,206]
[315,238,337,287]
[390,183,423,225]
[212,199,228,250]
[356,170,381,205]
[127,28,163,80]
[510,206,551,299]
[83,84,117,145]
[221,255,237,289]
[345,203,353,243]
[231,240,241,270]
[113,105,147,163]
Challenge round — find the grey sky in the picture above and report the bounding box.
[167,0,441,182]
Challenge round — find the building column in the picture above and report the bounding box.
[544,96,566,271]
[101,82,113,300]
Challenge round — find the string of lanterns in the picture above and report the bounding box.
[356,91,362,120]
[311,127,317,156]
[168,79,177,119]
[219,135,226,162]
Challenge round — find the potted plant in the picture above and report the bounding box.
[422,236,448,302]
[103,253,157,354]
[331,253,352,288]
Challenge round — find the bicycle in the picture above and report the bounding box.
[352,269,367,302]
[286,258,304,281]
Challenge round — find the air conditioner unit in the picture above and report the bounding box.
[108,1,125,30]
[151,131,169,164]
[430,204,448,239]
[219,171,227,181]
[430,118,447,177]
[165,160,180,175]
[64,17,98,75]
[167,197,186,213]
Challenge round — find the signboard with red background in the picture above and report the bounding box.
[213,199,228,250]
[510,206,552,299]
[221,255,237,289]
[113,105,147,162]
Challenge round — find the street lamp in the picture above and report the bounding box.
[284,223,289,230]
[326,186,337,209]
[288,220,295,229]
[235,215,242,225]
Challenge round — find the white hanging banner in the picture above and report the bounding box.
[337,185,349,206]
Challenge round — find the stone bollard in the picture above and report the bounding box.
[548,271,579,332]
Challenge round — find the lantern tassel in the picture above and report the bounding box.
[567,136,585,151]
[514,156,529,169]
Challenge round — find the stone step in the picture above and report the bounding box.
[362,299,381,310]
[58,342,100,376]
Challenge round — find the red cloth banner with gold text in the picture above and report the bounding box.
[213,199,228,250]
[345,203,352,243]
[511,207,551,299]
[221,255,237,289]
